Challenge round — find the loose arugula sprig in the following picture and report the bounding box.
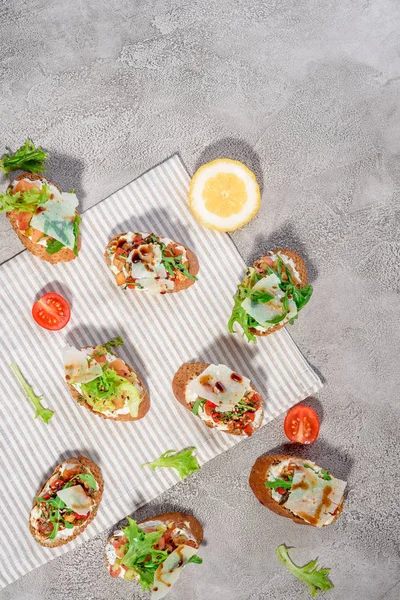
[265,476,293,490]
[10,362,54,423]
[0,185,51,214]
[142,447,200,479]
[277,545,334,597]
[91,336,124,358]
[148,235,198,281]
[0,139,47,176]
[228,258,313,342]
[120,518,168,590]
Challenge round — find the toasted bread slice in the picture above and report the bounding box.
[67,346,150,421]
[7,173,80,264]
[29,456,103,547]
[105,511,203,572]
[250,248,308,337]
[172,361,264,436]
[249,454,344,527]
[104,232,199,293]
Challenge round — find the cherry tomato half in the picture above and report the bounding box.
[284,405,320,444]
[205,400,217,416]
[32,292,71,331]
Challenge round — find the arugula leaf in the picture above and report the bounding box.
[142,447,200,479]
[187,555,203,564]
[303,465,332,481]
[277,545,334,598]
[228,268,262,343]
[46,238,65,254]
[149,235,198,281]
[0,139,47,175]
[73,214,81,257]
[265,476,293,490]
[120,517,168,591]
[35,495,68,540]
[63,473,97,490]
[0,184,51,214]
[250,290,275,303]
[10,362,54,423]
[292,285,313,310]
[192,398,206,415]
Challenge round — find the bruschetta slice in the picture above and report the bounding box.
[104,232,199,294]
[249,454,346,527]
[62,339,150,421]
[228,249,312,342]
[172,362,264,437]
[105,512,203,598]
[29,456,103,547]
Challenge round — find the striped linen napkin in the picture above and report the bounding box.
[0,155,322,588]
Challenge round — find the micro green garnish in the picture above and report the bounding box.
[148,234,197,281]
[10,362,54,423]
[228,257,313,341]
[187,555,203,564]
[265,476,293,490]
[277,545,334,597]
[0,184,51,214]
[46,238,65,254]
[119,518,168,590]
[0,139,47,175]
[192,398,206,415]
[92,336,124,357]
[73,214,81,257]
[142,447,200,479]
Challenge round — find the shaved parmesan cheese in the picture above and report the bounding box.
[284,468,346,527]
[151,545,199,599]
[57,485,94,515]
[187,364,251,412]
[30,192,78,250]
[241,274,297,329]
[62,346,103,384]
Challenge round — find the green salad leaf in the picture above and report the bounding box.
[81,366,124,401]
[0,184,51,214]
[46,238,65,254]
[265,476,293,490]
[192,398,206,415]
[142,447,200,479]
[277,545,334,598]
[103,335,124,353]
[0,139,47,175]
[304,464,332,481]
[120,518,168,591]
[228,268,261,342]
[34,495,70,540]
[10,362,54,423]
[187,555,203,565]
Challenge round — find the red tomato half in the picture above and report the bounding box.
[284,405,320,444]
[32,293,71,331]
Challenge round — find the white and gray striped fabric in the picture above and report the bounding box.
[0,155,322,589]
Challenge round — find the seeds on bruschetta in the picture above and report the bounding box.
[29,456,103,547]
[249,454,346,527]
[104,232,199,294]
[228,248,313,342]
[62,337,150,421]
[105,512,203,597]
[172,362,264,437]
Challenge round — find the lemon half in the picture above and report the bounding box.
[189,159,260,231]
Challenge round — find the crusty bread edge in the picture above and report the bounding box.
[250,248,309,338]
[172,361,264,436]
[7,173,79,264]
[104,511,203,573]
[249,454,344,527]
[104,233,199,293]
[66,347,150,422]
[29,456,104,548]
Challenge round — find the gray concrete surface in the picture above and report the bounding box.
[1,0,400,598]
